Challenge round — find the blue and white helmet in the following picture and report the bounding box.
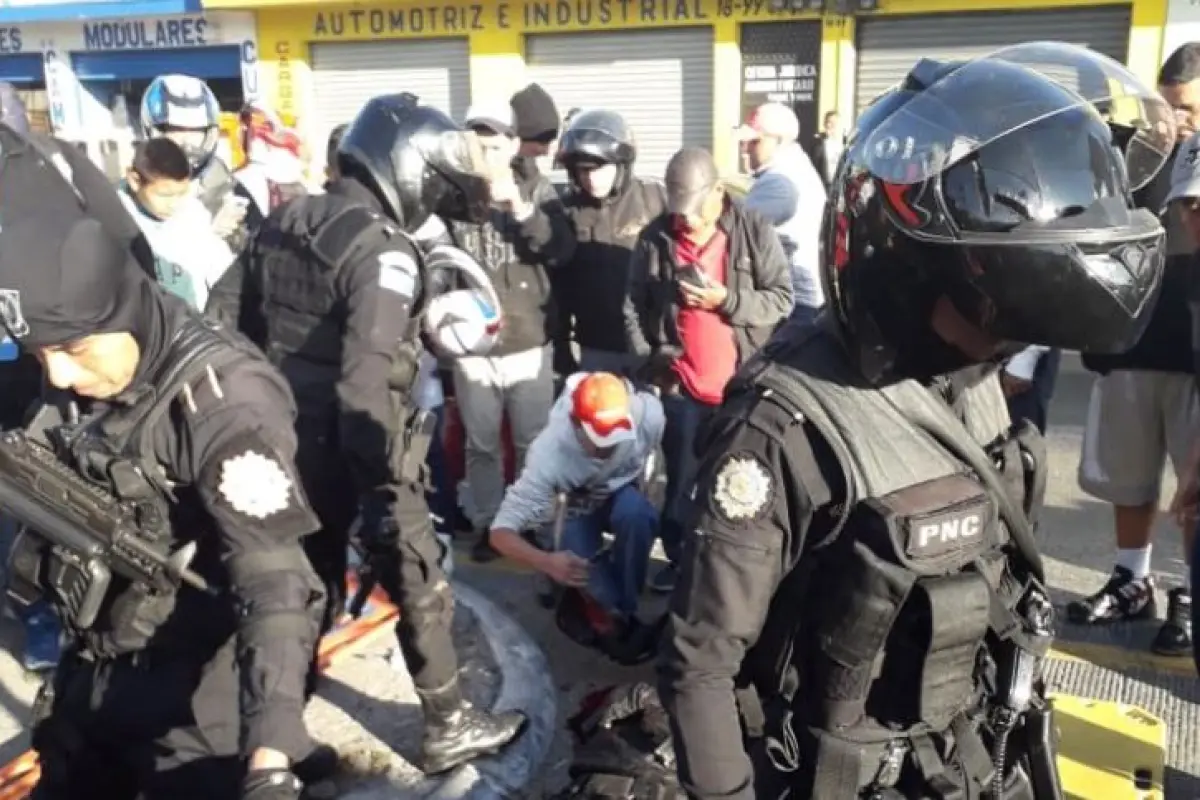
[140,74,221,174]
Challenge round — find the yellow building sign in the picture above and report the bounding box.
[297,0,804,39]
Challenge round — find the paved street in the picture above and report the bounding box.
[0,355,1195,797]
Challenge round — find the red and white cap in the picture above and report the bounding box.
[734,102,800,143]
[568,372,636,448]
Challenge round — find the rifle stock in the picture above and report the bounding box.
[0,431,207,629]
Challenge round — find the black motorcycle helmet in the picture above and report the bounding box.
[337,93,491,232]
[822,42,1176,384]
[557,109,637,197]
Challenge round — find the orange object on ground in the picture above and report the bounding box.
[0,572,399,799]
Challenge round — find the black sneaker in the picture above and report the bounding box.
[1151,588,1192,657]
[649,564,678,594]
[1065,567,1157,624]
[471,530,500,563]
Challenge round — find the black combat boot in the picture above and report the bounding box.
[418,680,527,775]
[1151,588,1192,657]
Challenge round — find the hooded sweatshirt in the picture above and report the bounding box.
[119,184,235,311]
[491,376,664,532]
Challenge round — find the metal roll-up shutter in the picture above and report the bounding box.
[526,28,713,180]
[311,39,470,172]
[854,7,1132,115]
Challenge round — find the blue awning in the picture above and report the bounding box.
[0,1,202,25]
[72,44,239,81]
[0,52,43,83]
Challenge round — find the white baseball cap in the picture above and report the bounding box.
[734,102,800,143]
[464,100,515,138]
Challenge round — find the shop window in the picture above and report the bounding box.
[16,86,49,134]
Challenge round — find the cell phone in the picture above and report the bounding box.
[676,263,707,289]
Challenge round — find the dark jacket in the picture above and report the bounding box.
[622,198,792,365]
[808,132,842,189]
[445,157,575,357]
[1081,146,1192,375]
[558,177,667,354]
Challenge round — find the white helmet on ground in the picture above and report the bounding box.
[422,245,502,357]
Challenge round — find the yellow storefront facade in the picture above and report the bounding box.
[202,0,1169,177]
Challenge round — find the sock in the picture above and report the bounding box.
[1115,546,1152,580]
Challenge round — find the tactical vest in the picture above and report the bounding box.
[253,193,425,413]
[17,315,258,658]
[742,325,1055,800]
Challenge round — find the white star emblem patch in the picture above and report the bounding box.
[217,451,292,519]
[712,456,772,521]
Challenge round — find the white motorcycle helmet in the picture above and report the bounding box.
[422,245,502,357]
[140,74,222,175]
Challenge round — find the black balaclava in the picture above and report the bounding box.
[0,214,170,391]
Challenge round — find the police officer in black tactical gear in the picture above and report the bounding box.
[0,144,328,800]
[554,109,667,377]
[649,43,1176,800]
[204,92,527,774]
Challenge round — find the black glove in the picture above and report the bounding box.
[241,768,302,800]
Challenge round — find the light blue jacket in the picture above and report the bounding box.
[743,142,827,310]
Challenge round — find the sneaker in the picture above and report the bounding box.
[599,614,668,667]
[22,608,61,673]
[1066,567,1157,625]
[1151,588,1192,657]
[649,564,678,594]
[471,531,500,563]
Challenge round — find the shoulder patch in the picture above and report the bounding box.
[217,450,293,519]
[711,453,774,523]
[378,250,418,296]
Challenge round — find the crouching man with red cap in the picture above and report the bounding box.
[487,372,665,663]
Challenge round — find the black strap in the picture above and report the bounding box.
[950,714,995,793]
[806,728,866,800]
[912,734,965,799]
[310,205,395,272]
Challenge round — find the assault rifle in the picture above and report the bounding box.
[0,429,208,630]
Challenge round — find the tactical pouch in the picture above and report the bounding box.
[812,475,995,732]
[390,407,436,486]
[859,474,995,576]
[909,573,991,727]
[7,527,111,631]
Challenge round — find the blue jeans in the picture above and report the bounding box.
[1006,349,1062,435]
[560,484,658,618]
[425,405,457,536]
[660,392,715,564]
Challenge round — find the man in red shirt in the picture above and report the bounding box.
[623,147,793,591]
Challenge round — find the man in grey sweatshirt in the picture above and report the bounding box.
[488,372,663,653]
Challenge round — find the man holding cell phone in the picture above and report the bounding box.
[622,147,792,592]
